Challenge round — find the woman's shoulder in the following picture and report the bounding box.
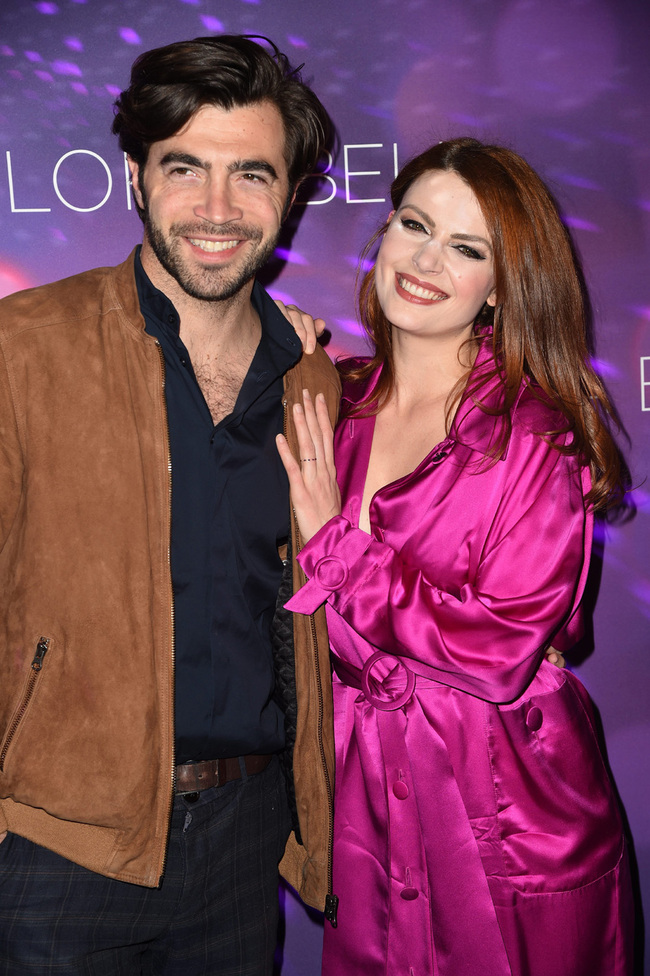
[336,356,376,401]
[336,355,372,376]
[512,382,570,441]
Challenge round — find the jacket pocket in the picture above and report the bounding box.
[0,637,51,773]
[487,666,623,893]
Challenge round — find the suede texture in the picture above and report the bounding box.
[278,363,339,911]
[0,250,339,897]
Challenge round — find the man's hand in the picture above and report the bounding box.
[545,647,566,668]
[275,300,326,355]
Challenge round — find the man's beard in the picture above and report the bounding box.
[143,214,280,303]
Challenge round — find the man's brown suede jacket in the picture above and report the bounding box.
[0,251,339,912]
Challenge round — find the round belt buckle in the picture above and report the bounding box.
[360,651,416,711]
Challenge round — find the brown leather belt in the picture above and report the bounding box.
[175,754,272,795]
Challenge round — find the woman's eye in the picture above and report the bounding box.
[401,218,427,233]
[454,244,485,261]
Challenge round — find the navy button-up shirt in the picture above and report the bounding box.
[135,250,302,762]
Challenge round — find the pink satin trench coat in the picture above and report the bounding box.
[287,358,633,976]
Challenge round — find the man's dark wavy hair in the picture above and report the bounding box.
[112,34,330,192]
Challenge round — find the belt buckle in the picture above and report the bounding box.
[361,651,416,710]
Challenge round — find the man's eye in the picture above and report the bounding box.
[242,172,267,183]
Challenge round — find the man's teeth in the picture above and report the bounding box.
[398,276,446,300]
[189,239,239,252]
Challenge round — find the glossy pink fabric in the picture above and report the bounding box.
[288,358,634,976]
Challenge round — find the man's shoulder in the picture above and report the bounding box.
[0,251,138,342]
[283,345,341,427]
[286,344,340,394]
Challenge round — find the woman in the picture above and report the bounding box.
[276,138,633,975]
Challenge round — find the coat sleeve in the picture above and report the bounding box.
[0,342,24,552]
[286,425,590,704]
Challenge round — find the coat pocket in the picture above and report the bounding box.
[488,665,623,893]
[0,637,51,773]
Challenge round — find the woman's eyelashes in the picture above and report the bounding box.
[398,218,488,262]
[453,243,486,261]
[400,217,428,234]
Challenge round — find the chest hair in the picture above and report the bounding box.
[192,347,256,426]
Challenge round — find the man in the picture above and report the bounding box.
[0,35,339,975]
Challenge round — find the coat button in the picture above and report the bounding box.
[313,556,349,590]
[393,781,409,800]
[400,887,419,900]
[526,706,543,731]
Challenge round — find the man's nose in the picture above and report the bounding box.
[194,176,243,225]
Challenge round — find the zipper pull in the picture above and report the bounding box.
[324,892,339,927]
[31,637,50,672]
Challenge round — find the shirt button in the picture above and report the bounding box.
[526,706,543,731]
[400,887,419,901]
[392,781,409,800]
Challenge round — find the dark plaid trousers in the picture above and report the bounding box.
[0,756,291,975]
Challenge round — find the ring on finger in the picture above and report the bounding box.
[301,457,318,462]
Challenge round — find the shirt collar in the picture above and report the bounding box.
[250,282,303,374]
[134,245,302,373]
[134,246,180,334]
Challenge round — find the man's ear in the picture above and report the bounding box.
[281,187,298,223]
[127,156,145,211]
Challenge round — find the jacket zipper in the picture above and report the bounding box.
[309,602,338,928]
[284,396,338,926]
[0,637,50,772]
[155,340,176,885]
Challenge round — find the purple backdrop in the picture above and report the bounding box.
[1,0,648,971]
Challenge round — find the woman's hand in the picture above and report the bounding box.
[275,300,326,355]
[276,389,341,543]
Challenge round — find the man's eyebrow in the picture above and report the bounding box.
[159,151,209,170]
[158,153,280,182]
[228,159,279,180]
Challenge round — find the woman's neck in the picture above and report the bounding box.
[388,328,476,414]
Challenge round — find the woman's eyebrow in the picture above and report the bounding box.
[450,232,493,252]
[398,204,492,251]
